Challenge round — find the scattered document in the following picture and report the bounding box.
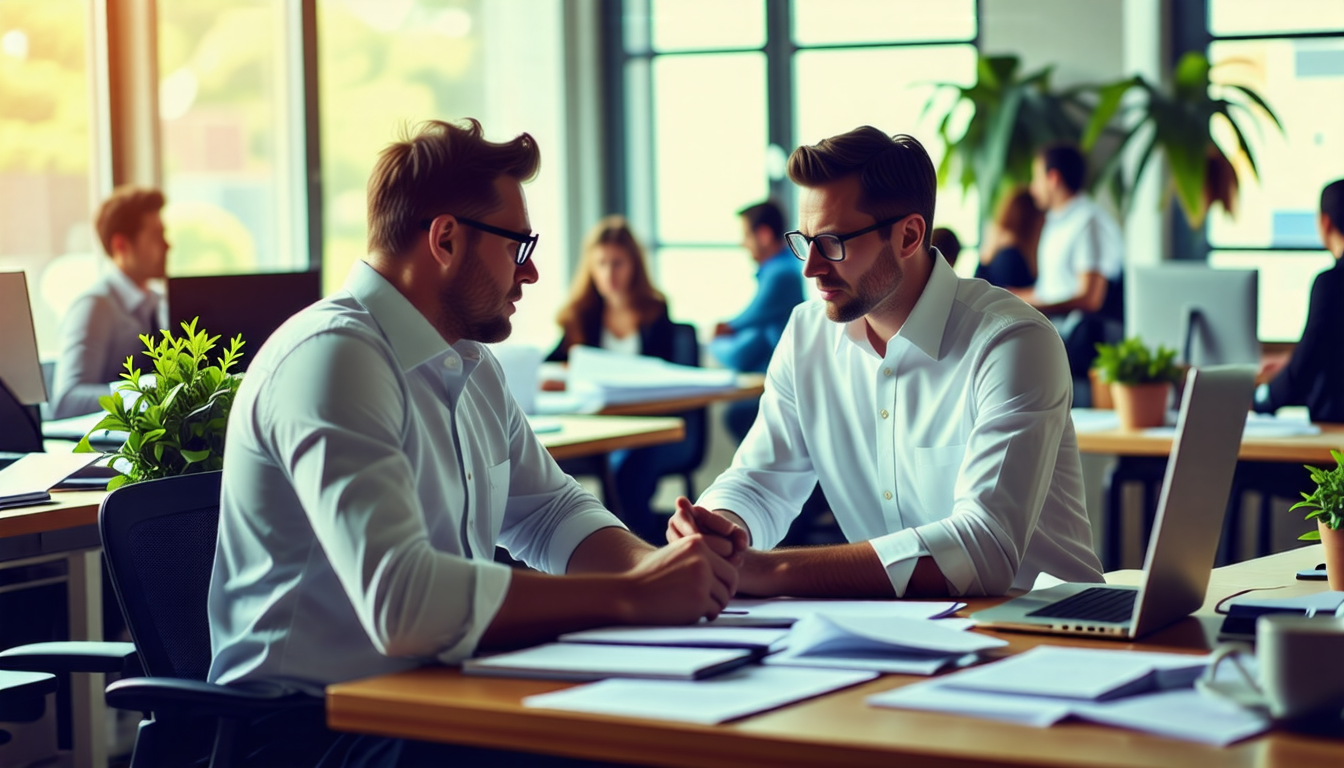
[523,665,877,725]
[938,646,1208,701]
[714,598,965,628]
[566,345,738,409]
[869,679,1269,746]
[462,643,752,682]
[1070,408,1121,433]
[763,614,1005,675]
[0,452,101,509]
[559,626,789,653]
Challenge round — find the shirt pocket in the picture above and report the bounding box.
[907,444,966,516]
[468,459,511,559]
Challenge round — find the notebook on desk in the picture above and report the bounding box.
[971,365,1257,640]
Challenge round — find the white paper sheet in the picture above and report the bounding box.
[938,646,1208,701]
[559,626,789,651]
[523,665,878,725]
[759,614,1005,675]
[0,452,101,499]
[463,643,752,681]
[721,598,965,624]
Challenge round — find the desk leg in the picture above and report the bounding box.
[68,549,107,768]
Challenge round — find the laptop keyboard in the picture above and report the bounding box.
[1026,587,1137,623]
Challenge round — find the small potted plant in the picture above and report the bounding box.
[1091,337,1183,431]
[1290,449,1344,591]
[76,318,244,489]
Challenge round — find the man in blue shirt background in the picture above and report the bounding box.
[711,199,804,440]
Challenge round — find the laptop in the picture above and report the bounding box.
[970,365,1257,640]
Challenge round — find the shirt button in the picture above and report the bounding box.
[880,409,889,419]
[883,491,893,500]
[467,472,472,481]
[883,367,892,377]
[444,357,460,369]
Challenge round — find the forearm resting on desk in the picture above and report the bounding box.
[738,545,948,599]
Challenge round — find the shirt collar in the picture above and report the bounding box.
[834,252,958,361]
[105,266,156,316]
[344,260,461,373]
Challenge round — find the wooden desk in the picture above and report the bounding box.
[596,374,765,417]
[1076,421,1344,463]
[540,415,684,461]
[327,546,1343,768]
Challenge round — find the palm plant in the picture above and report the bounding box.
[1081,51,1283,229]
[924,54,1085,226]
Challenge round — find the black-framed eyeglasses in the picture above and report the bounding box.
[784,214,913,263]
[419,215,539,266]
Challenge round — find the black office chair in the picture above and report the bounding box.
[662,323,710,498]
[0,472,318,767]
[98,470,320,767]
[0,670,57,749]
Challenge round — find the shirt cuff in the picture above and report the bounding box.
[545,507,629,575]
[868,530,929,598]
[437,559,513,664]
[1253,383,1270,409]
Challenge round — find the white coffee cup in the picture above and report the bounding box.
[1257,614,1344,721]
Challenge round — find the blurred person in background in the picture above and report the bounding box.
[51,185,169,419]
[975,187,1043,290]
[549,216,696,540]
[930,227,961,268]
[710,199,804,441]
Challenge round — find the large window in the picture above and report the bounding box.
[612,0,978,337]
[1203,1,1343,341]
[0,0,94,359]
[158,0,311,277]
[317,0,569,350]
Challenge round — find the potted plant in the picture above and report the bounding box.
[1290,450,1344,591]
[76,318,244,489]
[1080,51,1282,229]
[1091,337,1183,430]
[923,53,1086,227]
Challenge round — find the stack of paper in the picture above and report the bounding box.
[712,598,965,628]
[566,345,737,407]
[462,643,752,682]
[559,626,789,654]
[868,646,1269,745]
[765,613,1006,675]
[0,453,100,510]
[523,665,878,725]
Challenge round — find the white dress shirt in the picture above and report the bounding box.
[1034,194,1124,305]
[51,268,163,419]
[698,255,1103,597]
[208,261,623,694]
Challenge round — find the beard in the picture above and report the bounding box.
[439,239,517,344]
[821,242,902,323]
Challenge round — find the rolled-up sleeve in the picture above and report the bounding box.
[897,322,1072,596]
[263,331,512,663]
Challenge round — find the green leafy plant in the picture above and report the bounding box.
[923,53,1085,226]
[1290,450,1344,541]
[1091,337,1183,386]
[76,318,244,490]
[1081,51,1283,229]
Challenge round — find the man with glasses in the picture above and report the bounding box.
[209,119,741,765]
[669,126,1102,600]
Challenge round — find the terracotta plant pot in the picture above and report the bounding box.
[1089,369,1114,410]
[1320,521,1344,592]
[1111,382,1169,431]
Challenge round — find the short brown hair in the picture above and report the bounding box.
[787,127,936,249]
[366,118,541,256]
[95,185,165,257]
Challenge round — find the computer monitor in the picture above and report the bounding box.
[167,271,322,370]
[0,272,48,406]
[1126,265,1259,366]
[1208,250,1337,343]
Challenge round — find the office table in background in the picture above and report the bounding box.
[1075,419,1344,463]
[326,546,1341,768]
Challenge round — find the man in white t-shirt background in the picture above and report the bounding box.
[1022,142,1125,399]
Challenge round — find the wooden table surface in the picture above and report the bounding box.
[1076,421,1344,463]
[327,546,1343,768]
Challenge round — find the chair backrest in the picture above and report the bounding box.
[0,379,41,453]
[664,324,709,482]
[100,471,222,682]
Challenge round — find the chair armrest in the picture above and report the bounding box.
[105,677,321,720]
[0,642,138,675]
